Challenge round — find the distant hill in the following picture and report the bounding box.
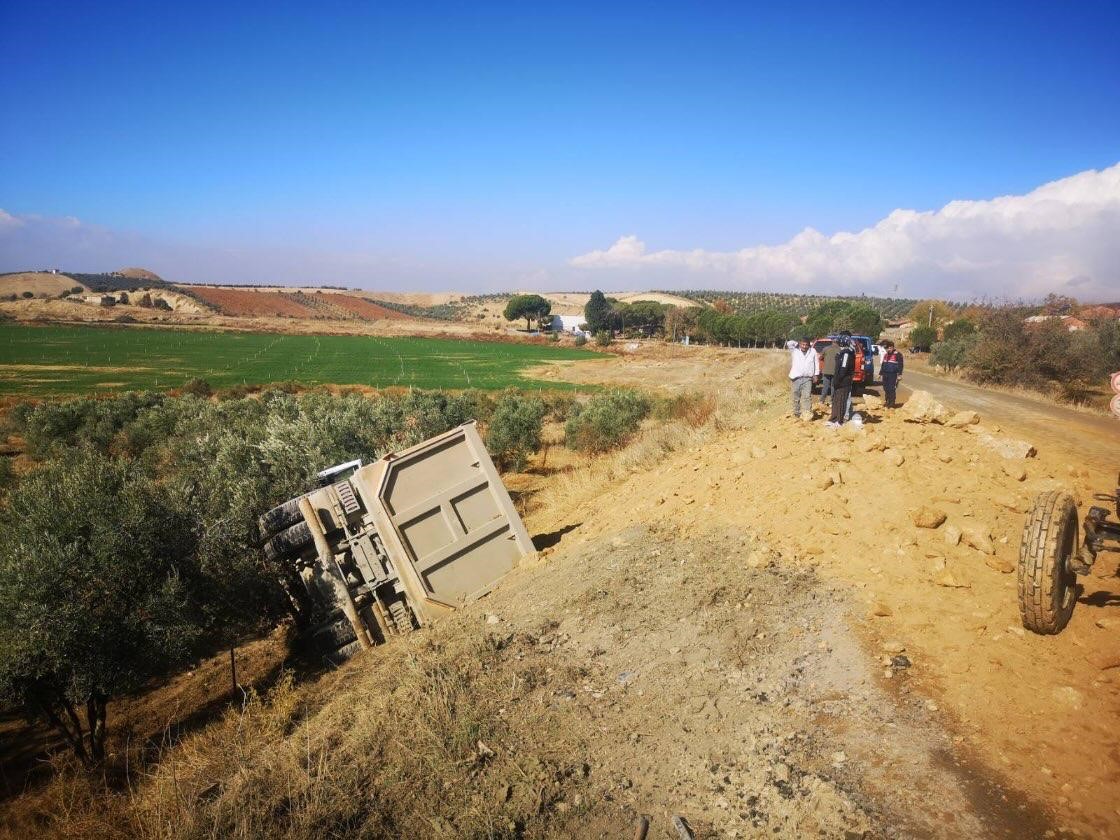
[117,267,165,283]
[665,290,923,320]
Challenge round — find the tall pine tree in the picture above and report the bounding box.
[584,290,612,333]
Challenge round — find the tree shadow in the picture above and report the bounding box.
[533,522,582,551]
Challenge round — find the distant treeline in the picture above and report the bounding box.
[665,290,928,320]
[66,273,169,292]
[366,298,462,320]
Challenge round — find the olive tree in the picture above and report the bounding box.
[0,449,201,766]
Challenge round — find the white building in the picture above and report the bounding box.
[551,314,588,335]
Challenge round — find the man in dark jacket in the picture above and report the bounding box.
[819,339,839,407]
[826,332,856,428]
[879,340,904,408]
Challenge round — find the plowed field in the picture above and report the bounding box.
[185,287,318,317]
[327,295,410,320]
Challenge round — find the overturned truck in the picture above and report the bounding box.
[258,423,536,660]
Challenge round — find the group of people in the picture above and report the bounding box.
[788,332,905,428]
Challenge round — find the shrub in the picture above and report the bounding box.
[549,330,560,342]
[574,333,587,347]
[595,330,612,347]
[929,336,976,371]
[942,318,975,340]
[485,390,546,471]
[908,325,937,351]
[564,390,651,452]
[70,286,83,294]
[655,391,717,427]
[21,290,34,299]
[182,377,214,397]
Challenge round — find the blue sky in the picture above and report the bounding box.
[1,1,1118,297]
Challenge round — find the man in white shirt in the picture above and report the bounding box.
[788,337,817,421]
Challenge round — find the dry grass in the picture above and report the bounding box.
[1,627,601,840]
[0,352,787,839]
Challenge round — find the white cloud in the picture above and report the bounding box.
[570,163,1120,301]
[0,209,25,230]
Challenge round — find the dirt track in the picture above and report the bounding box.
[901,367,1120,473]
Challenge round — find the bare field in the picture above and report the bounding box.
[0,272,86,297]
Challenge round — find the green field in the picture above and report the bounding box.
[0,324,598,395]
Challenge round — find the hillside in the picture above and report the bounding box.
[0,271,86,298]
[670,290,921,319]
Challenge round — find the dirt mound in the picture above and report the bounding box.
[530,396,1120,837]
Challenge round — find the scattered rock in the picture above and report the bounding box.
[943,524,962,546]
[992,494,1025,513]
[751,446,767,459]
[825,447,850,463]
[890,655,911,669]
[485,613,501,625]
[971,429,1037,459]
[746,550,771,569]
[860,393,883,410]
[911,507,947,529]
[882,640,906,654]
[963,528,996,555]
[1051,686,1084,710]
[946,410,980,428]
[937,452,954,463]
[870,602,893,617]
[985,556,1015,574]
[857,437,885,453]
[884,448,905,467]
[816,474,835,490]
[934,570,970,588]
[831,751,848,765]
[1001,462,1028,482]
[902,390,949,424]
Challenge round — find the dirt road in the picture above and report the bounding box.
[900,367,1120,473]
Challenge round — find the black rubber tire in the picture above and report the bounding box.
[263,521,314,564]
[258,496,305,537]
[1018,490,1079,635]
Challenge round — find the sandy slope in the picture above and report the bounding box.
[522,349,1120,837]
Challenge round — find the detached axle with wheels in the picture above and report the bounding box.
[1018,473,1120,635]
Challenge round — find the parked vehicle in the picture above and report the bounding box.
[814,334,877,393]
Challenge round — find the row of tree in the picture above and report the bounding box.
[0,389,490,766]
[503,289,905,344]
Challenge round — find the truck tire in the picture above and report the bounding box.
[258,496,305,537]
[1018,490,1079,635]
[263,521,314,563]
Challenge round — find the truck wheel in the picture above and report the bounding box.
[263,521,313,564]
[1018,491,1079,635]
[258,496,305,537]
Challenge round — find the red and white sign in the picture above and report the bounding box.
[1113,393,1120,420]
[1112,370,1120,394]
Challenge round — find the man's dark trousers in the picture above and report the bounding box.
[830,382,851,423]
[882,371,899,407]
